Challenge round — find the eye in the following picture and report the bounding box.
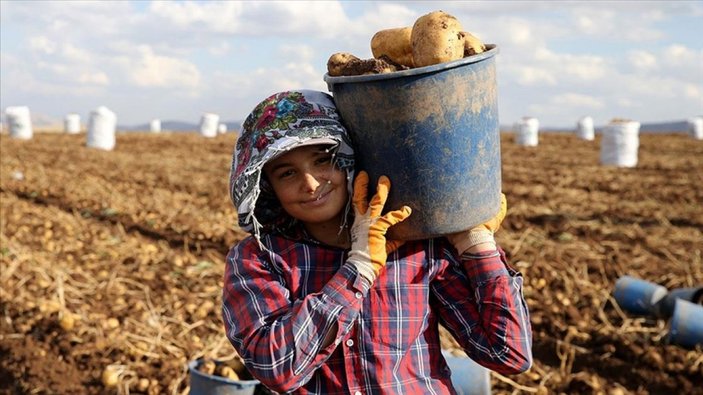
[277,169,295,179]
[315,155,333,166]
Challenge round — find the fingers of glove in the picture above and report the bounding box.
[370,207,412,236]
[380,206,412,229]
[369,175,390,218]
[497,192,508,227]
[385,239,406,255]
[486,193,508,232]
[353,171,370,214]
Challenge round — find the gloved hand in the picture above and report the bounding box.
[347,171,412,283]
[447,193,507,256]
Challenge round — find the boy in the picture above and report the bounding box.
[223,90,532,394]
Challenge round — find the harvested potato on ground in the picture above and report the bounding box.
[327,52,360,77]
[370,27,415,68]
[411,10,465,67]
[461,31,486,56]
[101,366,120,387]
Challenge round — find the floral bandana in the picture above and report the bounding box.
[229,90,355,243]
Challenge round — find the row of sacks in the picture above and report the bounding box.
[515,116,703,145]
[513,116,703,168]
[2,106,229,150]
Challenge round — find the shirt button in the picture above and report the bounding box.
[354,392,362,395]
[355,291,363,299]
[346,339,354,347]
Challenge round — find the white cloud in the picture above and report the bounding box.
[353,3,417,32]
[628,50,658,72]
[575,14,602,35]
[551,93,604,109]
[684,84,700,99]
[208,42,231,57]
[506,23,533,45]
[533,48,608,81]
[29,36,57,54]
[148,1,244,31]
[568,6,665,41]
[663,44,699,66]
[148,1,349,38]
[514,66,557,86]
[502,47,608,89]
[280,45,316,63]
[124,45,201,90]
[78,72,109,86]
[62,43,92,63]
[2,1,702,126]
[617,98,637,108]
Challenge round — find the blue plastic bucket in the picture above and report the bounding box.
[442,352,491,395]
[659,286,703,318]
[668,298,703,348]
[188,359,260,395]
[325,46,502,240]
[612,275,668,317]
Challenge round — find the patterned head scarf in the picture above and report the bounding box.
[229,90,355,242]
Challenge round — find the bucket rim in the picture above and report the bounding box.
[324,44,498,86]
[187,359,260,386]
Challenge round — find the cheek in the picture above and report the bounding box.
[333,171,350,202]
[332,168,347,185]
[270,182,297,205]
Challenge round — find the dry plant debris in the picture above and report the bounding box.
[1,131,702,394]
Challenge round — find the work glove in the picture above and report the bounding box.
[447,193,507,256]
[347,171,412,284]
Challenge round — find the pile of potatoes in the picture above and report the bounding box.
[327,10,487,77]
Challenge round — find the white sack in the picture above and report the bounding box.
[200,113,219,138]
[64,113,81,134]
[516,117,539,146]
[87,106,116,151]
[6,106,33,140]
[218,123,227,134]
[688,117,703,140]
[600,121,640,167]
[576,116,594,141]
[150,119,161,133]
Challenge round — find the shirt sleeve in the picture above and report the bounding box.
[431,242,533,375]
[221,237,369,392]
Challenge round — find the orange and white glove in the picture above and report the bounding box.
[347,171,412,283]
[447,193,507,256]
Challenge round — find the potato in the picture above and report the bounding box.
[326,53,405,77]
[411,10,465,67]
[198,359,216,375]
[461,31,486,56]
[370,27,414,68]
[101,366,119,387]
[217,365,240,381]
[327,52,360,76]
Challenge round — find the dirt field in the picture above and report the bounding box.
[1,131,701,394]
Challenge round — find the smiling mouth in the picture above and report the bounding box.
[307,189,331,203]
[312,181,332,201]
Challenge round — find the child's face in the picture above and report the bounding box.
[263,144,348,227]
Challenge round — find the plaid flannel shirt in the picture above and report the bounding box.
[222,230,532,394]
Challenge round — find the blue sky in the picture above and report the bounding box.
[1,1,701,128]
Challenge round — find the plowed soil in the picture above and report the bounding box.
[1,131,702,394]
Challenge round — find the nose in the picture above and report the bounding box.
[302,172,321,194]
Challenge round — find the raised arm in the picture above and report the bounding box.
[433,194,533,374]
